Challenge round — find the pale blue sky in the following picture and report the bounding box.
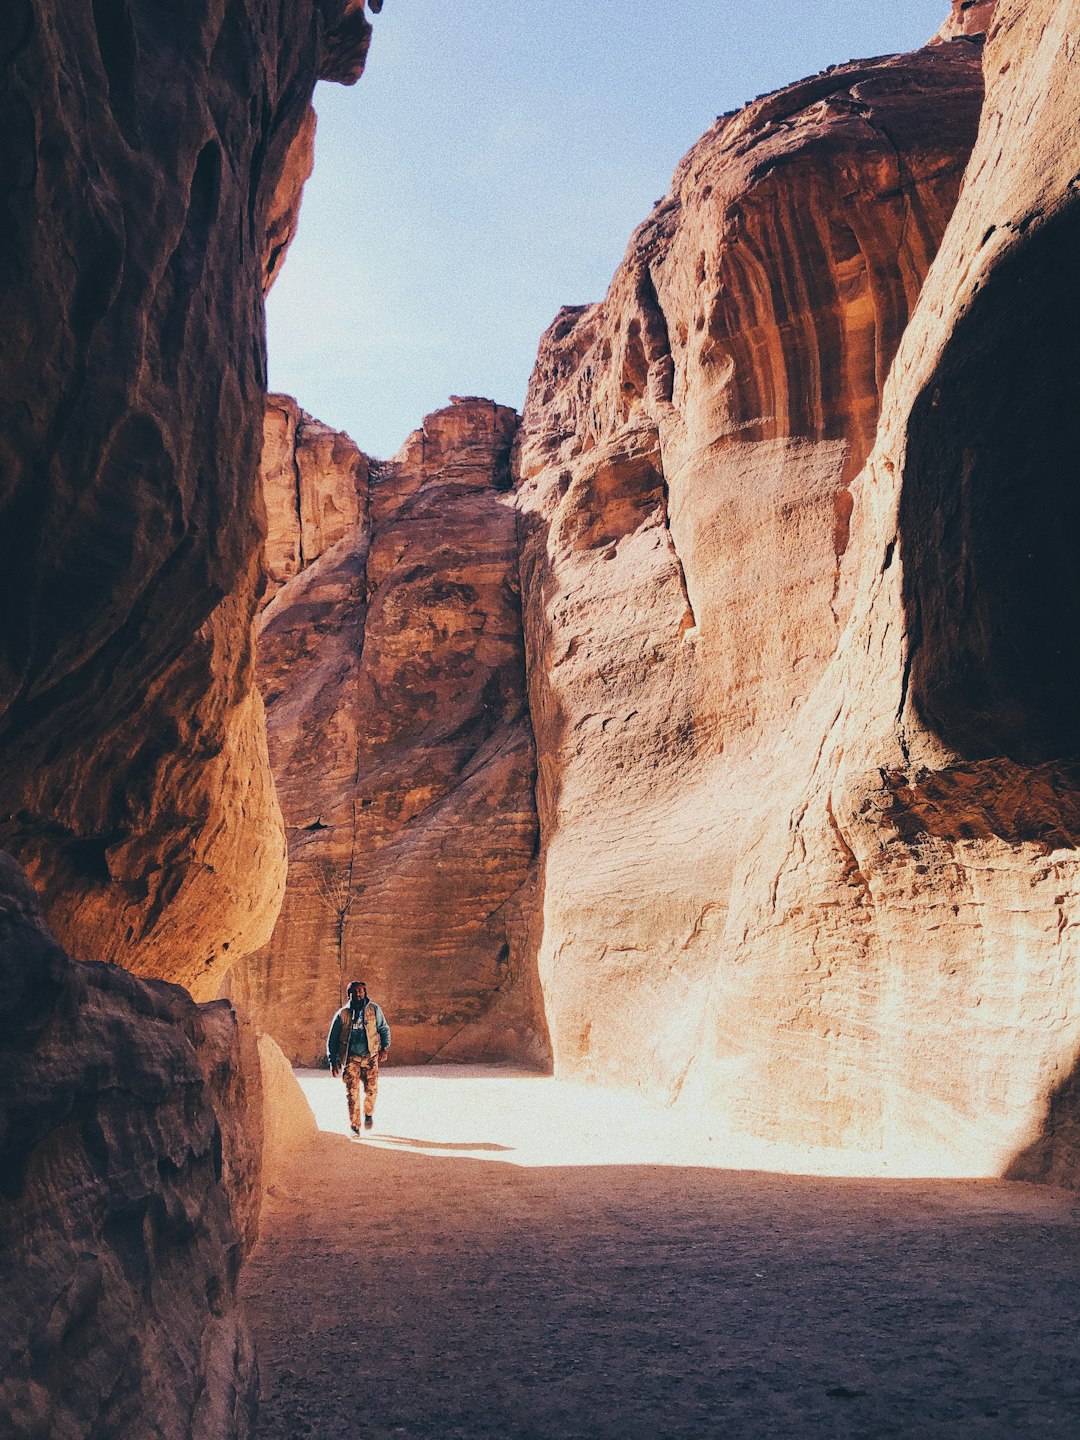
[267,1,952,458]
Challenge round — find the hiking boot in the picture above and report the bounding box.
[364,1114,374,1130]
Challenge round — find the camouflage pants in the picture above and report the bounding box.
[343,1054,379,1128]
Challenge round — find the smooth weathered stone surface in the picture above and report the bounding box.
[513,37,1031,1167]
[228,398,549,1067]
[512,3,1080,1182]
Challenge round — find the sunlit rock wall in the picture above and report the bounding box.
[228,398,549,1067]
[0,0,375,992]
[260,393,367,606]
[0,855,263,1438]
[714,0,1080,1181]
[515,41,995,1159]
[518,1,1080,1182]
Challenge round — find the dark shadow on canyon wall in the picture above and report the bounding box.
[901,203,1080,766]
[1006,1043,1080,1187]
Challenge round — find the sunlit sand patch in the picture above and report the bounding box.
[294,1064,993,1179]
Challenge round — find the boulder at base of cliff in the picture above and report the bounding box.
[0,854,263,1439]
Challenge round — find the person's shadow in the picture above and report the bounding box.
[365,1135,514,1153]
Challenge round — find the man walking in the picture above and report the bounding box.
[327,979,391,1134]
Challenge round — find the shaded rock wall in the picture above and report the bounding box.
[515,41,985,1121]
[0,5,380,1436]
[227,398,549,1067]
[0,0,375,992]
[0,855,263,1439]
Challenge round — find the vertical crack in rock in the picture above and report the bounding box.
[292,418,307,571]
[638,261,699,634]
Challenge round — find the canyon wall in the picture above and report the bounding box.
[240,2,1080,1187]
[226,398,549,1066]
[515,38,986,1133]
[0,0,374,992]
[517,0,1080,1179]
[0,854,263,1438]
[0,3,380,1436]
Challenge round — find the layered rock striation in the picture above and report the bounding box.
[514,40,986,1130]
[0,854,263,1438]
[227,398,549,1066]
[0,0,376,991]
[0,4,380,1436]
[514,0,1080,1181]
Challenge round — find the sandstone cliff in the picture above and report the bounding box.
[260,393,368,605]
[514,39,986,1132]
[226,398,549,1067]
[0,0,376,992]
[0,854,263,1439]
[0,4,381,1436]
[516,2,1080,1180]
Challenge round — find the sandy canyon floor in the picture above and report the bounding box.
[244,1067,1080,1438]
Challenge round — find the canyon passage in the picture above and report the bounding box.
[2,0,1080,1437]
[247,1065,1080,1439]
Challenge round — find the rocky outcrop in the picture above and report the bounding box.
[226,398,549,1067]
[773,0,1080,1179]
[0,0,377,992]
[935,0,998,40]
[0,854,263,1438]
[515,40,986,1121]
[260,394,367,604]
[263,107,318,293]
[684,0,1080,1177]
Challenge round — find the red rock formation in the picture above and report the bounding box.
[0,0,377,992]
[227,398,549,1067]
[0,854,263,1437]
[516,3,1080,1184]
[934,0,998,40]
[0,4,381,1435]
[515,42,987,1143]
[260,394,367,604]
[686,0,1080,1177]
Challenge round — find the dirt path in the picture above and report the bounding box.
[244,1068,1080,1438]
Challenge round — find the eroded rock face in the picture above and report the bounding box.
[517,2,1080,1183]
[935,0,998,40]
[515,41,986,1127]
[260,393,367,604]
[0,0,376,992]
[689,0,1080,1178]
[227,398,549,1066]
[0,854,263,1438]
